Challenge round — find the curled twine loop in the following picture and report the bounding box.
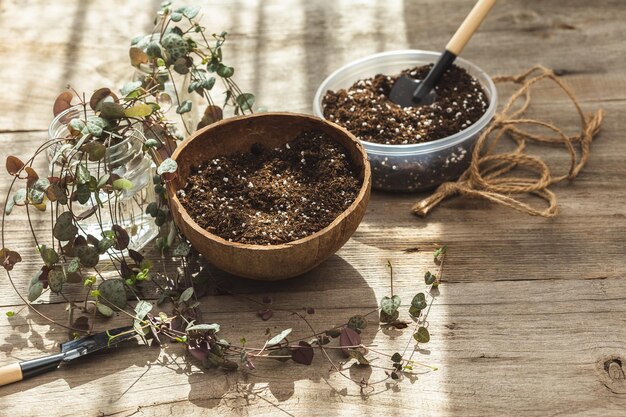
[412,65,604,218]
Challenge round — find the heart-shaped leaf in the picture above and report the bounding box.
[96,174,110,189]
[86,141,106,161]
[89,88,112,110]
[380,309,399,323]
[76,163,91,185]
[69,118,86,136]
[173,57,189,74]
[6,156,25,176]
[96,237,114,254]
[182,6,199,19]
[96,303,114,317]
[347,315,367,332]
[170,11,183,21]
[112,178,133,191]
[176,100,192,114]
[28,179,49,205]
[340,327,361,357]
[112,225,129,250]
[67,257,80,273]
[53,212,78,241]
[408,306,421,318]
[24,166,39,187]
[74,183,91,204]
[100,101,126,120]
[179,287,194,303]
[53,91,73,117]
[48,269,65,293]
[267,328,292,346]
[235,93,255,112]
[197,105,223,130]
[411,293,427,311]
[75,245,99,268]
[121,81,142,96]
[216,64,234,78]
[86,116,107,137]
[12,188,27,205]
[124,103,153,118]
[380,295,401,316]
[76,206,98,221]
[414,326,430,343]
[98,279,127,309]
[291,341,314,365]
[157,158,177,175]
[28,281,44,302]
[128,249,144,265]
[0,248,22,271]
[172,240,191,257]
[129,47,149,67]
[39,245,59,267]
[134,300,153,320]
[46,183,67,204]
[201,77,216,91]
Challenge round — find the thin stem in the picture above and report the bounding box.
[386,260,394,297]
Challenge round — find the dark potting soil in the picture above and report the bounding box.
[322,64,489,145]
[178,130,361,245]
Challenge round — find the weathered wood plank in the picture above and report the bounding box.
[0,0,625,131]
[0,276,625,416]
[0,0,625,416]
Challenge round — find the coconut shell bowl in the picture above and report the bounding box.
[167,112,372,280]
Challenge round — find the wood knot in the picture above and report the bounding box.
[605,359,625,381]
[598,356,626,394]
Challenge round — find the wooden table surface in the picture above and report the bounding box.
[1,1,625,416]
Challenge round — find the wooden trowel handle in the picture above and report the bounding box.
[446,0,497,56]
[0,363,23,386]
[0,352,66,387]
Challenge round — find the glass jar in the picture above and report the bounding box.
[47,106,159,251]
[132,35,198,139]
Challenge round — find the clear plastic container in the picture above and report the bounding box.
[313,50,497,192]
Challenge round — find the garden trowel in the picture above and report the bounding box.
[0,326,134,387]
[389,0,496,107]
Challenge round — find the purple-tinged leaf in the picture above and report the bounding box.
[340,327,361,357]
[291,341,314,365]
[112,224,130,250]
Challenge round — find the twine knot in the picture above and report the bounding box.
[412,66,604,218]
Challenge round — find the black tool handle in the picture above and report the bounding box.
[412,50,457,103]
[413,0,496,103]
[0,352,66,386]
[20,352,66,380]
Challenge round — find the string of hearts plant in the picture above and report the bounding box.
[0,3,442,392]
[129,3,255,138]
[0,87,445,391]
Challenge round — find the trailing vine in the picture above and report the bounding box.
[0,2,441,394]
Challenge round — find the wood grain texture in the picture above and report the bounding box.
[0,0,625,416]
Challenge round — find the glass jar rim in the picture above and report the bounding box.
[48,105,144,152]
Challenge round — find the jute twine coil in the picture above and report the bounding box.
[412,65,604,218]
